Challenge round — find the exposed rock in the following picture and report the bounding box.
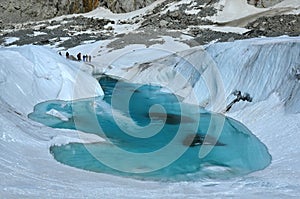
[292,66,300,81]
[247,0,284,8]
[0,0,299,52]
[0,0,158,24]
[100,0,156,13]
[168,10,182,19]
[159,20,169,28]
[140,0,217,30]
[246,14,300,37]
[0,16,113,48]
[0,0,100,23]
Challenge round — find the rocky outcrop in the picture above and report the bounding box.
[99,0,156,13]
[247,0,284,8]
[0,0,157,24]
[0,0,100,23]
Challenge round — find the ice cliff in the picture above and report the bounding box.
[0,45,103,114]
[106,36,300,113]
[206,36,300,113]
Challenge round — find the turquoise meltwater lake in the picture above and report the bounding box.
[29,76,271,181]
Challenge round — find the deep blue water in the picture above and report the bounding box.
[29,76,271,181]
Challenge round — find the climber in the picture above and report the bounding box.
[77,53,82,61]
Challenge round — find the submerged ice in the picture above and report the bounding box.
[29,77,271,181]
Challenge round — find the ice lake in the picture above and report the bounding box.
[29,76,272,181]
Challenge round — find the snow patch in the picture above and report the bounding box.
[3,37,19,45]
[198,25,250,34]
[210,0,299,24]
[31,31,47,37]
[46,24,61,30]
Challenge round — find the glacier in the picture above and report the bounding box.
[0,45,104,115]
[0,36,300,198]
[206,36,300,113]
[106,36,300,113]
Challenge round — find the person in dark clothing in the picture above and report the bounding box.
[66,52,70,59]
[77,53,82,61]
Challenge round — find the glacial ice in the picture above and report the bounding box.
[106,36,300,113]
[0,36,300,197]
[0,45,104,115]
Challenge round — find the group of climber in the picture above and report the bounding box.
[60,51,92,62]
[76,52,92,62]
[247,0,265,7]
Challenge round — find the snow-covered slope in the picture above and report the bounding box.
[0,45,104,114]
[211,0,300,26]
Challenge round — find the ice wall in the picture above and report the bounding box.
[106,37,300,113]
[206,36,300,113]
[106,47,226,112]
[0,45,104,114]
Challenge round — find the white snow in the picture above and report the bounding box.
[185,8,201,15]
[3,37,19,45]
[197,25,250,34]
[210,0,300,24]
[90,36,191,74]
[212,0,266,23]
[274,0,300,8]
[32,31,47,37]
[46,24,61,30]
